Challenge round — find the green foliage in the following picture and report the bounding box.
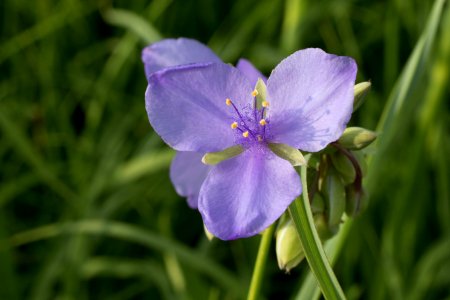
[0,0,448,299]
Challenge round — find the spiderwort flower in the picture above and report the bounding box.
[142,38,266,209]
[143,38,357,240]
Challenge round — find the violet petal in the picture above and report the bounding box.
[236,58,267,84]
[170,151,211,209]
[267,48,357,152]
[198,147,301,240]
[146,62,253,152]
[142,38,221,80]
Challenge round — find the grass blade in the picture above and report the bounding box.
[6,220,245,298]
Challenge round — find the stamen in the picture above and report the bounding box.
[225,96,260,140]
[226,97,248,129]
[259,119,267,126]
[262,101,270,107]
[257,135,263,141]
[251,89,258,97]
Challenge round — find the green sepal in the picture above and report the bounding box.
[201,145,244,165]
[268,143,306,166]
[338,127,377,150]
[254,78,268,109]
[203,224,215,241]
[353,81,371,111]
[306,154,321,169]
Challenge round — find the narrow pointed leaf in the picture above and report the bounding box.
[288,157,346,300]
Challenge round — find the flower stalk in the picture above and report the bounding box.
[288,157,346,300]
[247,224,275,300]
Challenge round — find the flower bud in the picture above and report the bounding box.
[323,168,346,229]
[353,81,371,111]
[330,152,356,185]
[311,192,325,214]
[314,213,337,240]
[345,185,369,217]
[338,127,377,150]
[276,218,304,272]
[353,150,368,176]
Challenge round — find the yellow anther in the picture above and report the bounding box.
[262,101,270,107]
[242,131,249,138]
[259,119,267,126]
[225,98,232,106]
[251,89,259,97]
[231,122,238,129]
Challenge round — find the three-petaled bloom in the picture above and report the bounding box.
[142,38,357,240]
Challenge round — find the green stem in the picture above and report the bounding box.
[246,224,275,300]
[288,162,346,300]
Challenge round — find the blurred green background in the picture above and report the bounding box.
[0,0,449,299]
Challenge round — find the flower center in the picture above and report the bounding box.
[225,89,270,145]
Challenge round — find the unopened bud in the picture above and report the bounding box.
[314,214,336,240]
[338,127,377,150]
[353,150,368,176]
[330,152,356,185]
[276,218,304,272]
[311,192,325,214]
[353,81,371,111]
[346,185,369,217]
[323,168,346,229]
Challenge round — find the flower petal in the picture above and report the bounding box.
[146,62,253,152]
[142,38,221,79]
[170,151,211,209]
[267,48,357,152]
[236,58,267,84]
[198,147,301,240]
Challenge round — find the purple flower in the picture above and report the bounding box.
[142,38,266,209]
[142,38,357,240]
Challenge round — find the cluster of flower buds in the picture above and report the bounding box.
[276,81,375,272]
